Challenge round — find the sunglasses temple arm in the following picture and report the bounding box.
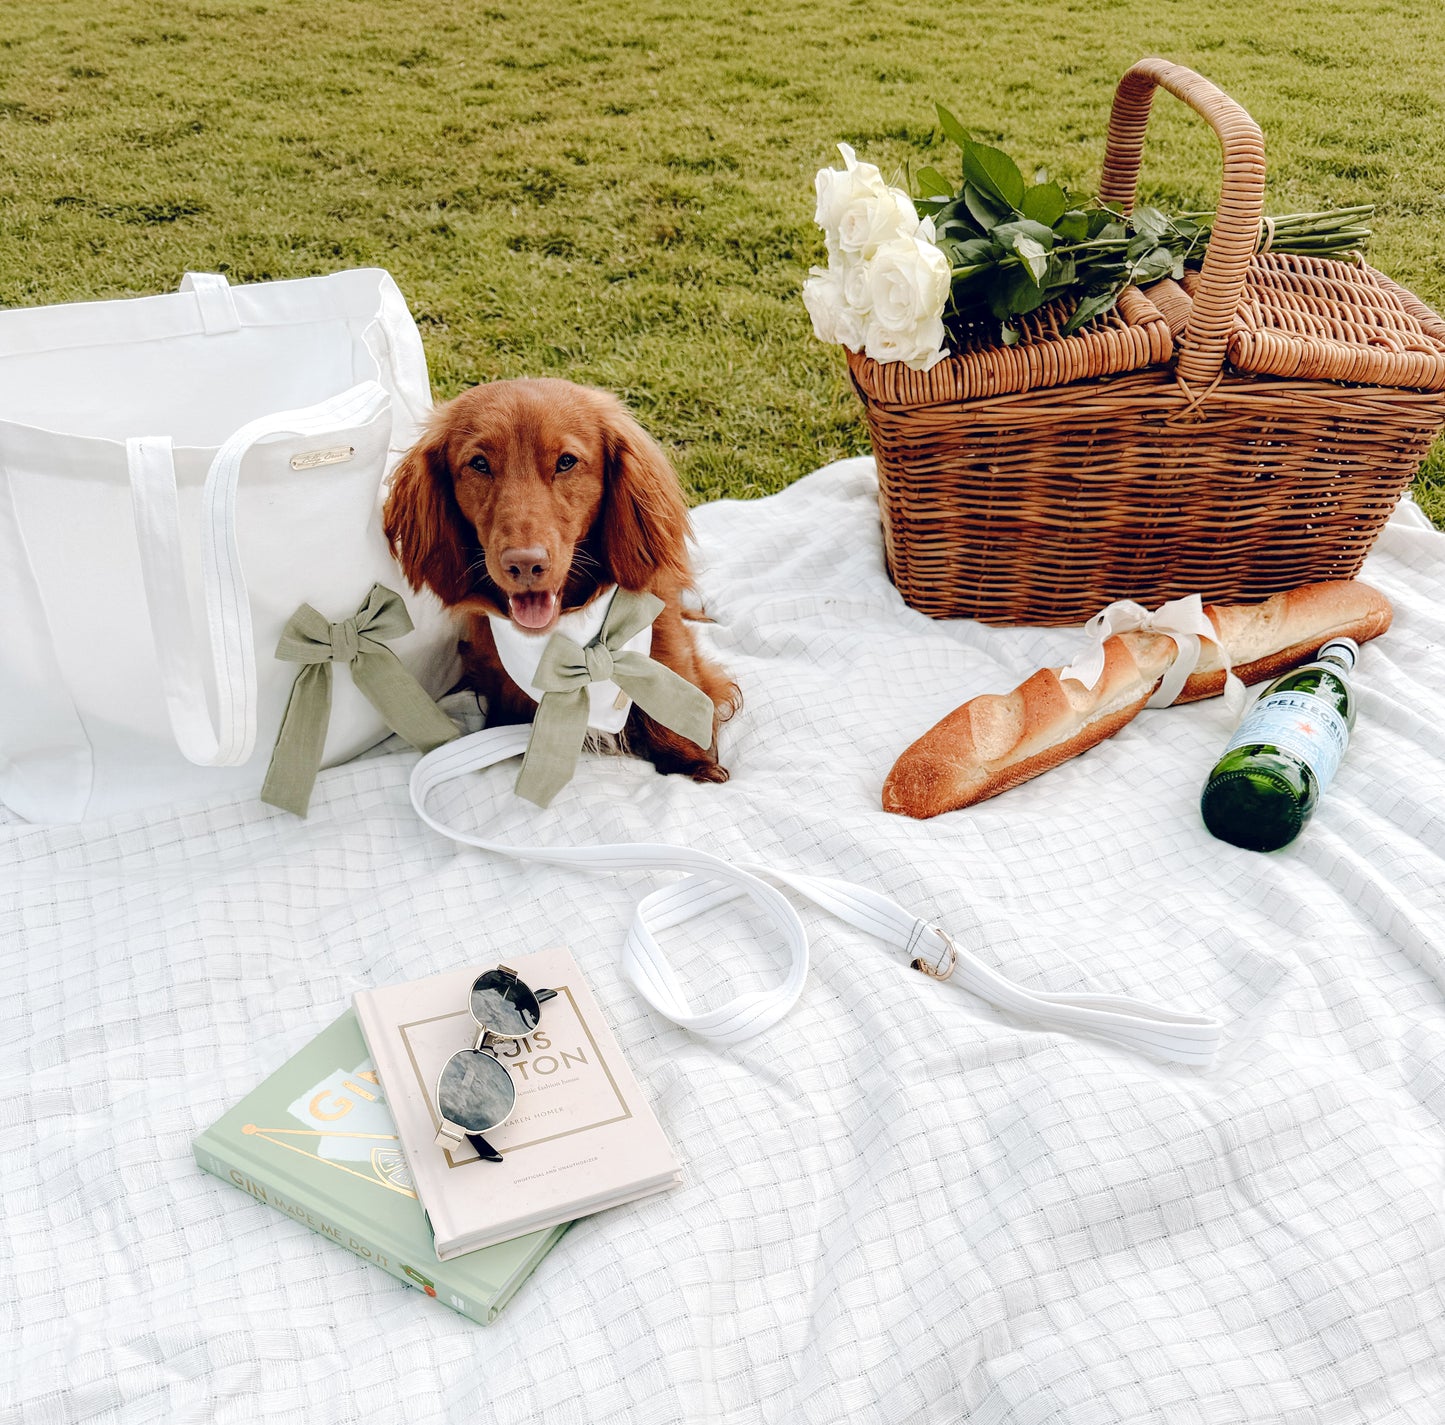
[467,1132,504,1163]
[452,980,552,1165]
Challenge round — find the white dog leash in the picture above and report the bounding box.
[409,729,1222,1066]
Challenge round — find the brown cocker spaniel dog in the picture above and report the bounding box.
[384,378,738,785]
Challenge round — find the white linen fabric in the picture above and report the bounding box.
[411,727,1223,1061]
[0,269,457,824]
[4,458,1445,1424]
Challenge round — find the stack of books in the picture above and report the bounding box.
[195,945,679,1324]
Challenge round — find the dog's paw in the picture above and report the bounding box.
[647,745,729,784]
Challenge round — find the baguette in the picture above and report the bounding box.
[1168,581,1392,702]
[883,580,1392,820]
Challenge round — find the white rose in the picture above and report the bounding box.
[813,142,889,233]
[805,143,945,362]
[815,143,921,260]
[863,313,949,371]
[835,187,920,259]
[863,234,950,337]
[801,267,865,352]
[801,266,842,343]
[841,256,873,314]
[833,303,866,352]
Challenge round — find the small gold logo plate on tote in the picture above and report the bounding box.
[290,445,356,470]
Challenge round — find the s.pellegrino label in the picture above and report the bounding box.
[1223,689,1350,791]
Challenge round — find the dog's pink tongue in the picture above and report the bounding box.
[509,591,558,630]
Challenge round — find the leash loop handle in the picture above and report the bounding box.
[408,729,1222,1064]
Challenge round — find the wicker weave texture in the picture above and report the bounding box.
[855,58,1445,624]
[867,369,1445,624]
[1229,256,1445,389]
[850,287,1173,405]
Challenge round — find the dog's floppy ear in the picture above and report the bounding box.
[383,415,475,606]
[598,398,693,593]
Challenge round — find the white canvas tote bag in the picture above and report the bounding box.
[0,269,458,823]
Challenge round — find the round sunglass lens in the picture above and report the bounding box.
[437,1050,517,1133]
[470,970,541,1037]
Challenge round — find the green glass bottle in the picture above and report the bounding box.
[1199,637,1359,852]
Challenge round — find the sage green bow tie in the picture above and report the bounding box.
[261,583,458,817]
[515,588,715,808]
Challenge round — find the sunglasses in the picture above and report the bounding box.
[433,966,557,1163]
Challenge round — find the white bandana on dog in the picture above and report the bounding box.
[487,585,651,735]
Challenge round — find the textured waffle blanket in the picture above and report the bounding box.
[6,458,1444,1424]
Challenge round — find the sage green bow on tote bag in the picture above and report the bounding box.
[0,270,458,823]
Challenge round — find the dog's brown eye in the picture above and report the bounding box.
[555,453,577,473]
[468,454,492,476]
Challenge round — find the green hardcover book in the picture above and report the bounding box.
[194,1009,569,1325]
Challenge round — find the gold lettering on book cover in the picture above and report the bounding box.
[241,1125,418,1199]
[239,1060,418,1197]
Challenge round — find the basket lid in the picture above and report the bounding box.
[846,284,1173,406]
[1164,255,1445,391]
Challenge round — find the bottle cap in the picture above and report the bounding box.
[1317,637,1359,670]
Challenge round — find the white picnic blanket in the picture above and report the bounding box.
[5,457,1445,1424]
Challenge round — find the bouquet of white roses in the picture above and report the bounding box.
[801,143,951,372]
[803,114,1372,369]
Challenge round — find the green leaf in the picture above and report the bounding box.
[932,195,984,235]
[935,103,971,153]
[993,218,1057,248]
[1131,205,1171,242]
[1044,257,1076,290]
[1061,285,1122,334]
[989,222,1055,286]
[950,269,994,300]
[1087,209,1122,239]
[999,322,1021,346]
[1133,244,1177,284]
[1021,181,1068,226]
[1015,236,1050,284]
[990,265,1054,319]
[951,236,996,265]
[962,182,1010,233]
[963,140,1026,213]
[1074,257,1129,290]
[1055,210,1091,243]
[916,166,955,200]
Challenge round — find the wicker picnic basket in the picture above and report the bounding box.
[848,58,1445,625]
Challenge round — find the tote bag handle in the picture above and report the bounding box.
[175,270,430,431]
[373,272,433,434]
[127,381,392,767]
[178,271,242,334]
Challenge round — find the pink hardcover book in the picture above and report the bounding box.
[354,945,680,1260]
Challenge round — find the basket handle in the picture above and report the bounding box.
[1098,58,1265,391]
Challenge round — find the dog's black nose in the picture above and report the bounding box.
[500,546,550,586]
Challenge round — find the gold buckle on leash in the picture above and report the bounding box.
[911,926,957,982]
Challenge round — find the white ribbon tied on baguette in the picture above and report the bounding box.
[1060,594,1248,718]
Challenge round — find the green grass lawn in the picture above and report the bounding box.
[2,0,1443,519]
